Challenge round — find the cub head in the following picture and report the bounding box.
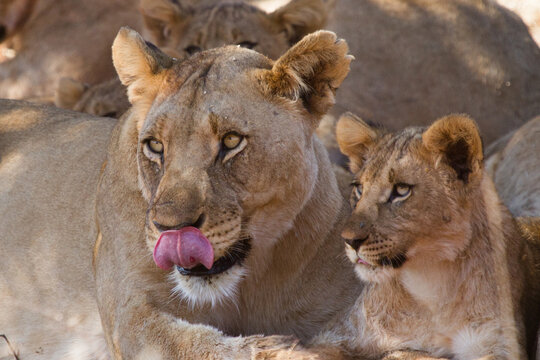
[140,0,329,60]
[112,28,351,306]
[336,112,483,283]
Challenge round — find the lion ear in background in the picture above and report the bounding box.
[112,27,174,128]
[54,77,88,110]
[270,0,331,44]
[139,0,192,47]
[336,112,378,173]
[259,30,352,127]
[422,114,483,184]
[0,0,37,40]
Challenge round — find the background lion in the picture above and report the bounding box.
[54,0,329,118]
[55,0,540,149]
[485,115,540,218]
[326,0,540,145]
[0,0,141,100]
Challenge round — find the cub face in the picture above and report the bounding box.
[336,113,483,283]
[112,28,351,306]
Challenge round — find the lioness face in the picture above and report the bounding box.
[336,114,483,283]
[112,28,351,306]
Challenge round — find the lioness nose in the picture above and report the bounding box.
[153,213,206,232]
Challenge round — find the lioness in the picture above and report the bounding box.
[0,29,361,359]
[313,113,540,359]
[55,0,329,118]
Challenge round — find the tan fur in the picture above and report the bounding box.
[0,29,360,359]
[315,114,540,359]
[55,0,330,118]
[327,0,540,144]
[485,116,540,217]
[0,0,141,100]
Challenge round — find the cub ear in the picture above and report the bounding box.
[112,27,174,111]
[260,30,352,125]
[139,0,190,46]
[336,112,377,172]
[270,0,329,44]
[422,114,483,183]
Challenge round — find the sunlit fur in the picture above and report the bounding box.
[317,113,540,359]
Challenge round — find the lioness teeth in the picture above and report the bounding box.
[153,227,214,270]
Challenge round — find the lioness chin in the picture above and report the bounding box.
[1,28,361,359]
[312,113,540,359]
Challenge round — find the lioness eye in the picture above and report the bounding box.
[389,183,412,203]
[147,139,164,154]
[237,41,257,49]
[222,133,242,150]
[184,45,202,55]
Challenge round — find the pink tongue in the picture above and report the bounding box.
[153,227,214,271]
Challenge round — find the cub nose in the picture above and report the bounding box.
[342,221,369,251]
[344,236,368,251]
[153,213,206,232]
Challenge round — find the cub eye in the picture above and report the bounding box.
[237,41,257,49]
[352,182,363,201]
[184,45,202,55]
[222,132,242,150]
[147,139,164,154]
[389,183,412,203]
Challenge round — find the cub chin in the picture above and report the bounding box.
[322,113,540,359]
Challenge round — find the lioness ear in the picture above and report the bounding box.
[260,30,352,125]
[112,27,174,111]
[139,0,190,46]
[270,0,329,44]
[422,114,483,183]
[336,112,377,172]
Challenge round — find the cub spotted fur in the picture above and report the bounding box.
[315,113,540,359]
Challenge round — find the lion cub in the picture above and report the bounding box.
[325,113,540,359]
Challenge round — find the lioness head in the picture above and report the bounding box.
[140,0,329,59]
[112,27,351,306]
[336,113,483,283]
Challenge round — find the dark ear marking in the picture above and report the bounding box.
[445,137,472,182]
[422,114,483,184]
